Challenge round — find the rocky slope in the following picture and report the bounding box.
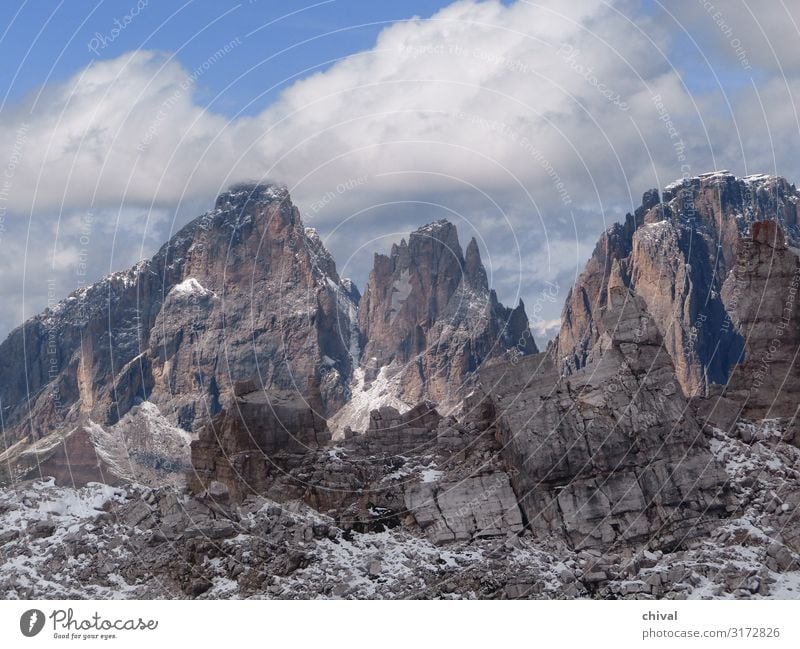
[554,172,800,397]
[482,273,733,551]
[2,411,798,599]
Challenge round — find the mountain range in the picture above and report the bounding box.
[1,171,799,599]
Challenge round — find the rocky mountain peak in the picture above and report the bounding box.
[464,237,489,291]
[555,171,800,397]
[0,182,357,468]
[213,181,290,212]
[328,218,536,434]
[358,219,471,367]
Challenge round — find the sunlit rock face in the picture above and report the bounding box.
[554,173,800,397]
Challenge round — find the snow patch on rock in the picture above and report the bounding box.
[169,277,214,298]
[327,365,413,439]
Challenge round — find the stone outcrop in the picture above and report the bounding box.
[189,385,332,501]
[405,474,524,544]
[191,382,526,544]
[719,221,800,421]
[483,277,733,551]
[554,173,800,397]
[342,220,535,429]
[0,184,357,465]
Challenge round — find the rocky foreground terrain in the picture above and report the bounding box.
[1,174,799,599]
[1,415,798,599]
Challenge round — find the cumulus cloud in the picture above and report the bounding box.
[1,0,799,339]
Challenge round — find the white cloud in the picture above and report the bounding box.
[0,0,799,337]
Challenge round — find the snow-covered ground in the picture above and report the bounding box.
[1,420,798,600]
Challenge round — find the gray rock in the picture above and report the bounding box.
[481,281,732,551]
[767,542,795,572]
[367,560,382,577]
[205,481,230,504]
[0,529,20,545]
[622,581,651,595]
[28,519,56,538]
[405,473,524,544]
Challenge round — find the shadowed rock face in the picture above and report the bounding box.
[0,184,357,458]
[554,173,800,397]
[482,277,733,552]
[355,219,536,413]
[189,386,332,502]
[719,221,800,422]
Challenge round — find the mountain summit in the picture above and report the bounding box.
[0,186,535,483]
[554,172,800,397]
[0,183,358,482]
[330,219,536,434]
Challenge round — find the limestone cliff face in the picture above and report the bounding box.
[353,219,536,418]
[0,184,356,459]
[554,173,800,396]
[720,221,800,420]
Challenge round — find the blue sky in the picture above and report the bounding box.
[1,1,475,114]
[0,0,798,341]
[0,0,759,116]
